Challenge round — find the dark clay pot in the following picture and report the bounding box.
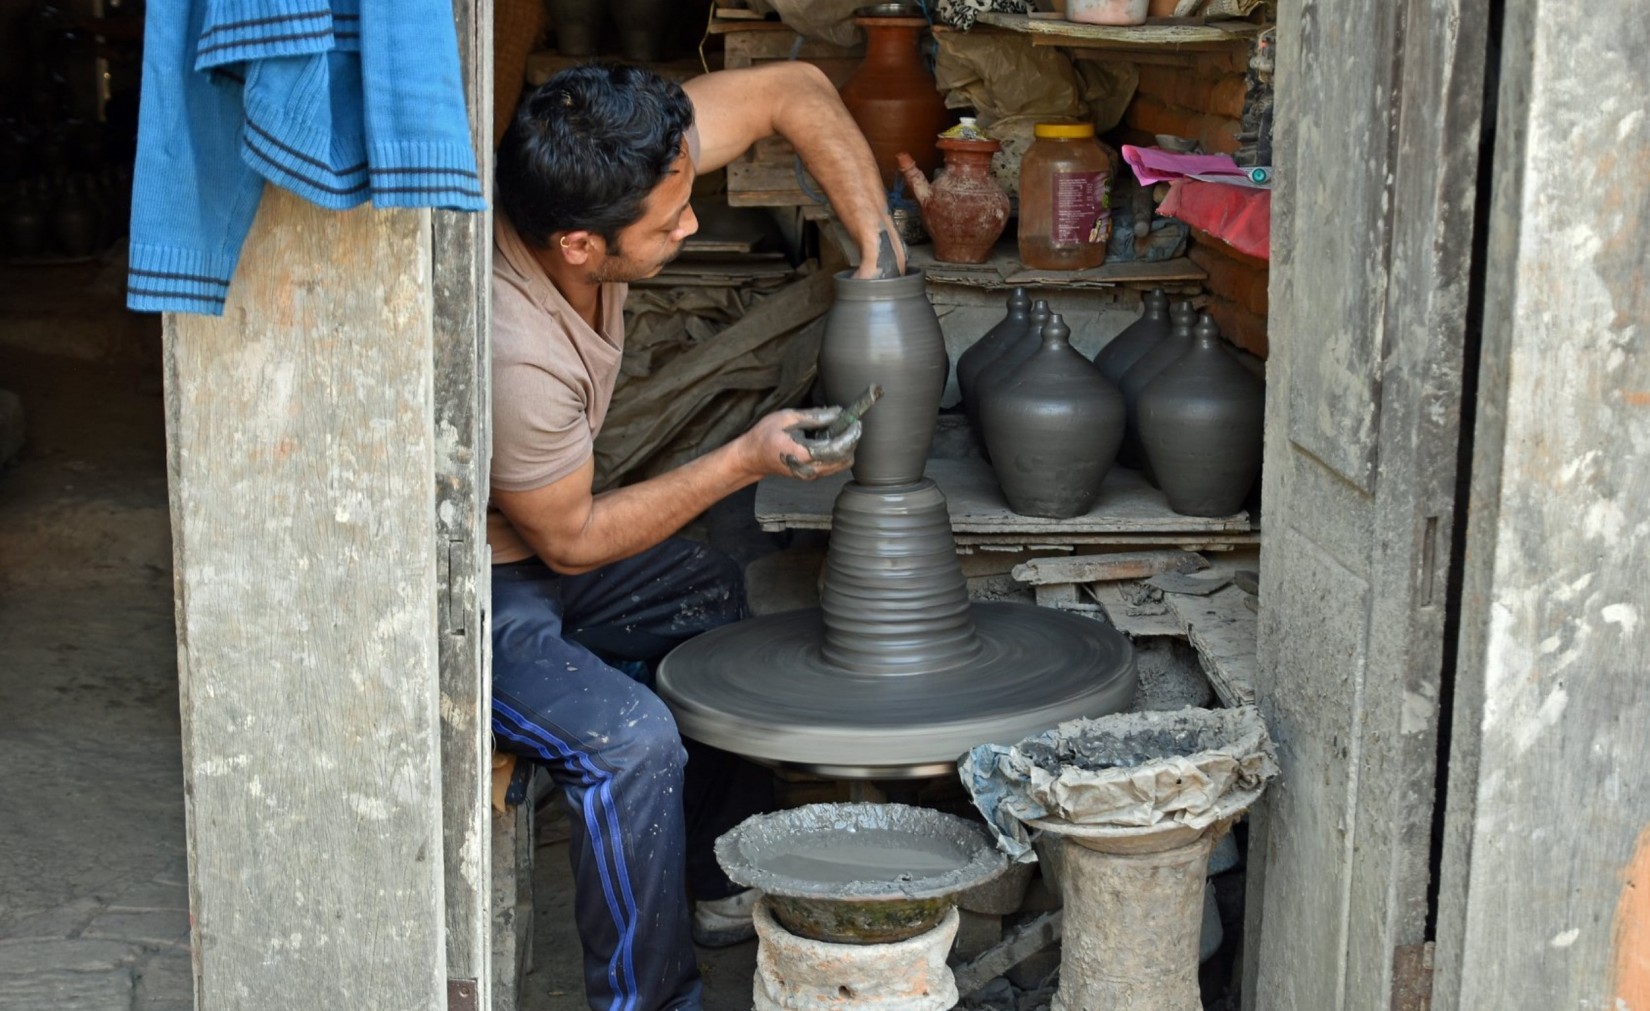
[840,16,952,191]
[1117,299,1196,473]
[1139,314,1264,516]
[547,0,601,56]
[3,186,46,257]
[980,312,1126,519]
[1095,287,1172,385]
[611,0,674,61]
[819,268,949,486]
[956,287,1030,426]
[968,298,1050,429]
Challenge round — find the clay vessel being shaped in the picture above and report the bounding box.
[839,16,953,190]
[1138,313,1265,516]
[1094,287,1172,385]
[980,312,1126,519]
[1117,299,1196,474]
[820,268,949,486]
[896,138,1011,264]
[956,287,1031,427]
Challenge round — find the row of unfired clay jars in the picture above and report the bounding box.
[956,287,1265,519]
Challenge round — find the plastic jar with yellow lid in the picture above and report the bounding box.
[1017,121,1113,270]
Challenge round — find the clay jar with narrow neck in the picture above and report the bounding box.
[956,287,1031,426]
[1117,299,1195,473]
[840,16,952,190]
[980,313,1126,519]
[898,138,1010,264]
[968,298,1050,430]
[820,268,949,486]
[1138,314,1264,516]
[1094,287,1171,385]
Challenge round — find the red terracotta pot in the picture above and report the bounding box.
[839,16,952,191]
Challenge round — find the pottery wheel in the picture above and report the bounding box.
[657,602,1136,778]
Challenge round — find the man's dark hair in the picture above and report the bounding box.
[497,64,694,248]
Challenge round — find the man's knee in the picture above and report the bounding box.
[607,689,689,776]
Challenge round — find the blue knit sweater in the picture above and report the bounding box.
[127,0,486,315]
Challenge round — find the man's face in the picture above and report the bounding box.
[590,144,698,284]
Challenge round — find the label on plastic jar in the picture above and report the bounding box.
[1051,170,1111,246]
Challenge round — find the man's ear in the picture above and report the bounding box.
[553,230,601,265]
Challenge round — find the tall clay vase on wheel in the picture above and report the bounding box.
[1138,314,1265,517]
[840,16,952,191]
[897,138,1011,264]
[957,287,1031,428]
[981,313,1126,519]
[1117,299,1196,475]
[1095,287,1172,385]
[819,269,949,486]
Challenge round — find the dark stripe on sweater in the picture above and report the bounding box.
[129,267,232,287]
[372,165,482,181]
[196,26,334,58]
[375,184,485,198]
[243,138,372,195]
[245,119,369,176]
[198,9,329,40]
[127,287,227,304]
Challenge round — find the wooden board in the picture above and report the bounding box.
[977,12,1263,50]
[1432,3,1650,1008]
[1247,0,1487,1007]
[1160,584,1255,707]
[755,456,1251,537]
[167,191,447,1007]
[831,224,1206,289]
[434,0,493,1000]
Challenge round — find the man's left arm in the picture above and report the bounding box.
[683,63,905,278]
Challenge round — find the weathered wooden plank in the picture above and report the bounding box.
[435,0,493,1000]
[1433,3,1650,1008]
[167,189,446,1007]
[757,457,1251,537]
[952,911,1063,996]
[1160,584,1255,707]
[1274,0,1399,492]
[1010,550,1207,586]
[1250,0,1487,1007]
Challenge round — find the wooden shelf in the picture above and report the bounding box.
[976,12,1263,51]
[911,242,1206,289]
[755,455,1254,547]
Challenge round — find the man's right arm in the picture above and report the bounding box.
[495,408,852,575]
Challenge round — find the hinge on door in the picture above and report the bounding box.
[1391,942,1435,1011]
[447,977,479,1011]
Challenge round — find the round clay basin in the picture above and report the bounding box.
[716,802,1007,944]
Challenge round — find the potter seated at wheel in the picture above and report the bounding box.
[486,61,905,1011]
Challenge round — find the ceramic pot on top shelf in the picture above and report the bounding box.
[957,287,1031,427]
[1138,313,1264,516]
[980,312,1126,519]
[1095,287,1172,385]
[840,15,952,191]
[547,0,601,56]
[819,268,949,486]
[1117,298,1196,474]
[896,137,1011,264]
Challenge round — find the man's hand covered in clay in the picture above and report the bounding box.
[739,407,861,481]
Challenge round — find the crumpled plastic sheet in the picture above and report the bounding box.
[959,706,1279,861]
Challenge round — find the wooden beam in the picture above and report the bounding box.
[1433,1,1650,1006]
[167,190,447,1006]
[435,0,493,1002]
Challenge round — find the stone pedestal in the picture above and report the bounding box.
[752,900,959,1011]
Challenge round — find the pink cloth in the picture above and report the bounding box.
[1121,145,1246,185]
[1157,179,1272,261]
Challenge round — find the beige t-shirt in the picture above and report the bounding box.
[487,215,628,564]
